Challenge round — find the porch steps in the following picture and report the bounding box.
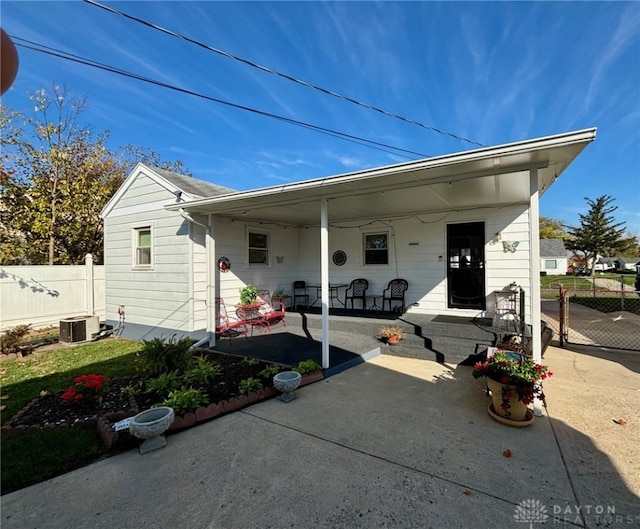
[287,311,496,365]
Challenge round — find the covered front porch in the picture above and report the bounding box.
[210,309,499,376]
[170,128,596,403]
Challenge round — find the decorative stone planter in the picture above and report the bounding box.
[273,371,302,402]
[486,378,534,427]
[129,406,175,454]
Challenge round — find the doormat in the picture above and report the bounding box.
[431,315,475,324]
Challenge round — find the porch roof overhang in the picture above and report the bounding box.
[166,128,596,225]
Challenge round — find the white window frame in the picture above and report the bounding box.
[246,227,270,267]
[363,231,389,266]
[132,224,154,270]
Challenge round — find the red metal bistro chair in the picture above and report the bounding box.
[215,297,247,344]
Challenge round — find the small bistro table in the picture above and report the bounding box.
[235,302,269,335]
[307,284,348,308]
[365,293,383,313]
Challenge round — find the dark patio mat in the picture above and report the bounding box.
[431,315,475,324]
[211,332,362,369]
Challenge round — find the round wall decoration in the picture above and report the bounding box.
[332,250,347,266]
[217,256,231,272]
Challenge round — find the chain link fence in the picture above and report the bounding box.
[541,277,640,351]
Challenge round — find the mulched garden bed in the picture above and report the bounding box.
[1,351,323,448]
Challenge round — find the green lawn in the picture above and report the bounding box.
[540,273,636,290]
[1,338,143,493]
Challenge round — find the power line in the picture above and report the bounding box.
[83,0,485,148]
[11,36,430,159]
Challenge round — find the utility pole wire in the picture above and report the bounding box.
[83,0,484,147]
[12,37,430,159]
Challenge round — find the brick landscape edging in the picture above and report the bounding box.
[101,370,324,447]
[3,370,325,447]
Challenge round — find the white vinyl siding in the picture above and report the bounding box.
[104,171,193,335]
[297,203,532,322]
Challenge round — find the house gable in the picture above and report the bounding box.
[101,163,235,219]
[540,238,566,257]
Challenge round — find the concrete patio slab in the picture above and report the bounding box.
[1,344,638,528]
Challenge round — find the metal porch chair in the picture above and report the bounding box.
[382,279,409,313]
[293,281,309,309]
[215,297,247,344]
[257,289,286,327]
[344,278,369,310]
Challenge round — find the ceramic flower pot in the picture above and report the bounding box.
[486,378,530,422]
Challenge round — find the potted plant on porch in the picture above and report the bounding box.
[239,284,260,306]
[472,349,552,426]
[378,326,406,345]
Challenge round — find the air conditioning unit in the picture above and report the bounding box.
[59,315,100,343]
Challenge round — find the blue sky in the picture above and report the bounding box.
[3,1,639,234]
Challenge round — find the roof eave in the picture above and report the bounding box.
[166,128,597,213]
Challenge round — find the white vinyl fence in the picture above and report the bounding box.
[0,254,105,331]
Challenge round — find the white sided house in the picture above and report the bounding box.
[540,238,568,275]
[101,129,596,369]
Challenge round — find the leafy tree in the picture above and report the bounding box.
[539,216,568,240]
[566,195,627,274]
[608,231,639,258]
[1,85,187,265]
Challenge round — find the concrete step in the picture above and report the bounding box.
[285,311,494,365]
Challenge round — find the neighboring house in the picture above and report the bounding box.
[101,128,596,365]
[593,256,637,272]
[611,257,639,272]
[540,238,567,275]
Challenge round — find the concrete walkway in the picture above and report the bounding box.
[2,345,639,528]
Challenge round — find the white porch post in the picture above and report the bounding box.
[207,214,216,348]
[529,168,543,416]
[320,198,330,369]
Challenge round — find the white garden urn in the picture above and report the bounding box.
[273,371,302,402]
[129,406,175,454]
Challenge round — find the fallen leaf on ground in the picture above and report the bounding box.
[613,418,627,426]
[502,449,512,458]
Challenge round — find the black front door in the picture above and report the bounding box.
[447,222,485,309]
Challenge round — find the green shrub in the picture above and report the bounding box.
[121,379,145,397]
[238,377,263,395]
[258,365,280,380]
[160,387,207,415]
[239,357,259,367]
[1,324,31,355]
[139,335,192,376]
[145,371,181,397]
[293,359,322,375]
[183,356,222,387]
